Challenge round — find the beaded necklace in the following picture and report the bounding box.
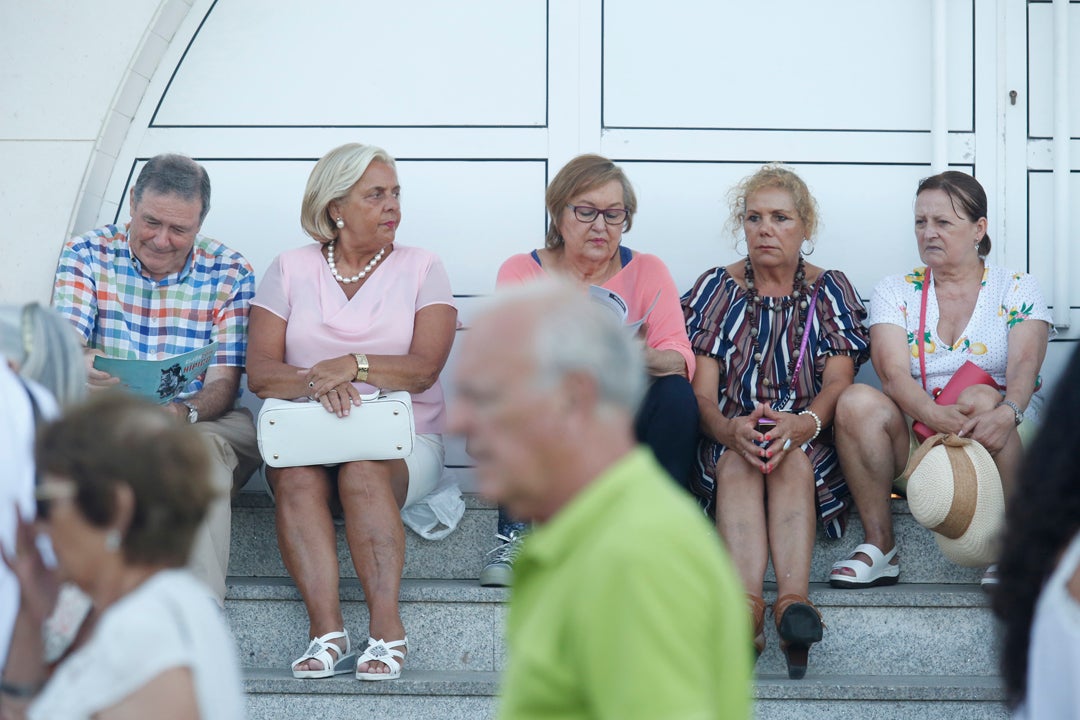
[743,256,813,400]
[327,241,388,284]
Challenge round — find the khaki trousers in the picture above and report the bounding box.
[187,407,261,605]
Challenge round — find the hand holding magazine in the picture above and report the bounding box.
[92,342,218,404]
[587,286,661,333]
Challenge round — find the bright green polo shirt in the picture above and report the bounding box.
[498,447,752,720]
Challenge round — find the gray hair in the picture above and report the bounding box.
[489,281,647,416]
[301,143,397,244]
[132,154,211,225]
[0,303,87,407]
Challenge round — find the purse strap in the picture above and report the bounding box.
[917,267,931,394]
[775,276,824,410]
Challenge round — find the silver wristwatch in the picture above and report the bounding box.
[179,399,198,424]
[998,399,1023,426]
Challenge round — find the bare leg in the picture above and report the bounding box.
[765,451,816,600]
[833,384,908,575]
[271,466,345,671]
[339,459,410,675]
[713,452,769,596]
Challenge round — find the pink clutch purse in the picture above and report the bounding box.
[912,361,1002,442]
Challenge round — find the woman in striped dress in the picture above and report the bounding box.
[682,164,869,679]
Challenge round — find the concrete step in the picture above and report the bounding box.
[243,668,498,720]
[225,578,999,678]
[230,494,985,584]
[241,669,1005,720]
[753,674,1006,719]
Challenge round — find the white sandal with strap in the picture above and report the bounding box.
[355,636,409,681]
[291,629,356,679]
[829,543,900,588]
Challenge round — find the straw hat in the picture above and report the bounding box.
[903,433,1004,567]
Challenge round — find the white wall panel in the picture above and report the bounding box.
[153,0,548,127]
[1028,170,1080,311]
[603,0,974,132]
[1027,2,1080,138]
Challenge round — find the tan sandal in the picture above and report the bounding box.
[774,594,823,680]
[747,593,766,658]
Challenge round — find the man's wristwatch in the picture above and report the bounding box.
[178,400,199,424]
[997,399,1024,426]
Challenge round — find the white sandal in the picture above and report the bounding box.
[291,629,356,679]
[355,636,408,681]
[829,543,900,588]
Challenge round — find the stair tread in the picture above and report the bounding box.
[226,576,989,607]
[242,667,1003,701]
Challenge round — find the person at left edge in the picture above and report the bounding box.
[50,153,261,606]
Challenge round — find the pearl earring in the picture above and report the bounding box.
[336,217,345,229]
[104,529,122,553]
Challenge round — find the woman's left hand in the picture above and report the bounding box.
[300,356,363,417]
[959,405,1017,455]
[757,405,818,474]
[0,509,59,626]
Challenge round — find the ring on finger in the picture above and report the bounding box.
[782,438,792,451]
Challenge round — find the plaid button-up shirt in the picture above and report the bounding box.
[52,223,255,397]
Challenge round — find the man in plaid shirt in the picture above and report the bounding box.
[52,153,260,605]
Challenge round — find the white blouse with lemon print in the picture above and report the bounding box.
[869,264,1055,424]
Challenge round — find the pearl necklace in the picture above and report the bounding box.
[743,256,811,391]
[326,241,387,284]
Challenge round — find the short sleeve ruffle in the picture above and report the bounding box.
[813,270,870,374]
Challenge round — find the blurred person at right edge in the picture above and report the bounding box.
[994,345,1080,719]
[451,281,750,720]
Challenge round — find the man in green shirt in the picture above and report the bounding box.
[451,281,752,720]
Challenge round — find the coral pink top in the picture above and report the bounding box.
[252,243,455,433]
[497,248,695,379]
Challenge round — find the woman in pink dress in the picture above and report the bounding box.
[247,143,458,681]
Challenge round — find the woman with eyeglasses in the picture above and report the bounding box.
[477,154,699,588]
[682,164,870,678]
[0,392,244,719]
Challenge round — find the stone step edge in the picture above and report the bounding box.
[243,668,1003,702]
[227,577,992,609]
[233,492,917,516]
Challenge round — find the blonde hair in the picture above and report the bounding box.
[544,154,637,250]
[300,143,396,244]
[726,163,820,244]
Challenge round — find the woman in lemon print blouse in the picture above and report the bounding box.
[828,171,1053,590]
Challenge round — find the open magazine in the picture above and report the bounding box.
[588,286,661,332]
[92,342,218,404]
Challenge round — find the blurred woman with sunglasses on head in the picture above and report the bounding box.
[0,392,244,720]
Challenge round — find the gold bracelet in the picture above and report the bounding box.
[352,353,369,383]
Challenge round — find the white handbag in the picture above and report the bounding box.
[257,390,415,468]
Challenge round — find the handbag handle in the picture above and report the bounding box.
[917,267,931,394]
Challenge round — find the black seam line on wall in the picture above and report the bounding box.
[148,0,219,128]
[149,124,549,129]
[971,0,977,134]
[600,0,977,134]
[545,0,550,128]
[613,160,972,168]
[129,157,550,163]
[149,0,550,130]
[111,160,142,225]
[1029,136,1080,141]
[600,0,606,131]
[601,127,973,134]
[1026,2,1031,137]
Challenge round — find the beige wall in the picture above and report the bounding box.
[0,0,186,304]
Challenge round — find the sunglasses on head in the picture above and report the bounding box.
[34,481,77,521]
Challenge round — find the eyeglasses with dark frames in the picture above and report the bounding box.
[566,204,629,226]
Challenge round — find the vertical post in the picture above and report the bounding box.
[1053,0,1071,329]
[931,0,948,172]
